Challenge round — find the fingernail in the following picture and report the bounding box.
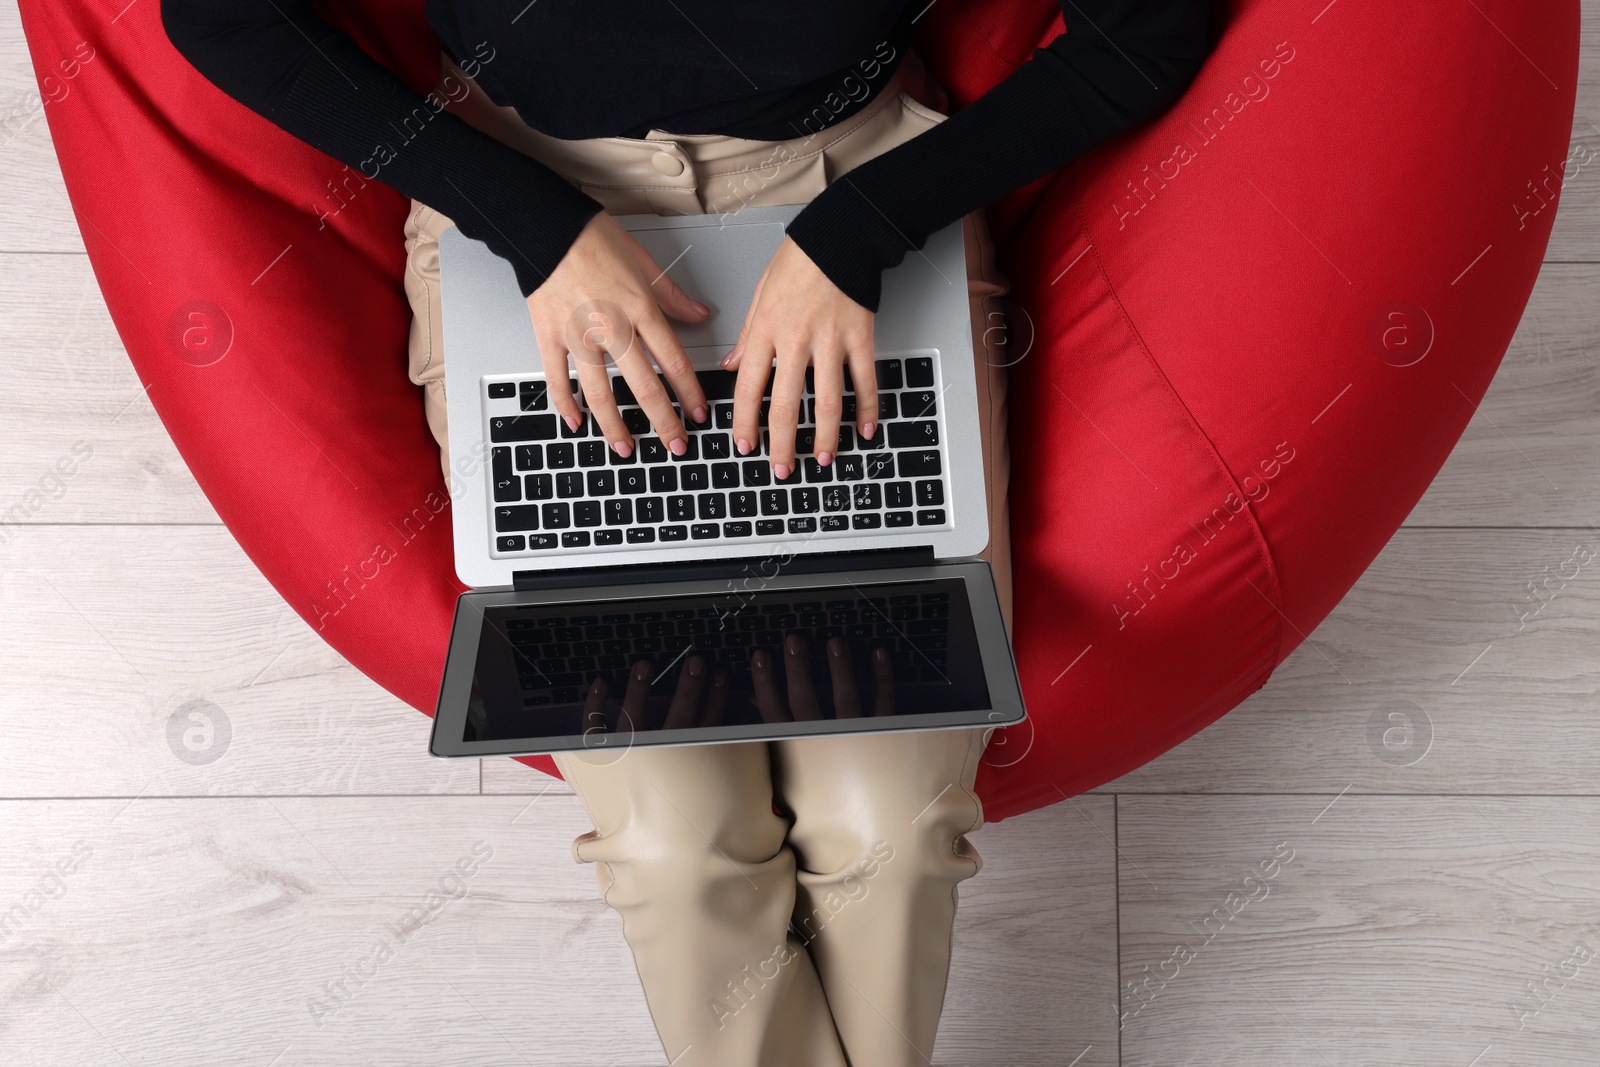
[669,436,687,456]
[788,641,802,658]
[691,405,708,423]
[566,414,581,431]
[719,351,734,368]
[737,438,752,455]
[612,438,633,458]
[861,421,876,439]
[817,451,833,466]
[830,641,845,658]
[692,300,710,315]
[688,657,703,676]
[774,463,790,479]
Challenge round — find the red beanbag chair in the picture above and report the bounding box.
[21,0,1578,822]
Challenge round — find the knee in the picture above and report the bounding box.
[789,783,983,891]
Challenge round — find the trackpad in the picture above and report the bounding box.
[628,222,786,349]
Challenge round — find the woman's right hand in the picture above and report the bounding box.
[528,211,713,457]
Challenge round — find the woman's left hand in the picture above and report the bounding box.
[722,236,880,477]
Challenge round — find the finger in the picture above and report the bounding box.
[783,633,823,720]
[574,353,632,458]
[617,343,689,456]
[638,308,709,427]
[701,668,728,728]
[849,346,879,444]
[767,347,809,480]
[732,334,774,458]
[621,659,655,733]
[533,317,583,433]
[870,646,896,716]
[811,351,844,467]
[629,242,712,325]
[661,654,708,730]
[721,261,772,373]
[749,648,791,723]
[826,637,862,718]
[581,674,610,735]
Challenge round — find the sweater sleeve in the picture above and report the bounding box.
[159,0,605,299]
[784,0,1215,313]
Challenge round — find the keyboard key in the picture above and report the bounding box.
[557,472,584,498]
[886,511,914,527]
[562,531,592,548]
[622,408,651,434]
[897,450,942,478]
[857,426,886,451]
[916,479,944,506]
[668,495,695,522]
[875,359,903,390]
[760,490,789,516]
[519,380,548,410]
[889,421,939,449]
[852,483,882,510]
[488,382,516,399]
[698,370,739,401]
[610,376,635,405]
[836,455,865,481]
[822,486,851,512]
[702,433,733,459]
[627,528,656,543]
[494,505,540,532]
[789,517,817,534]
[528,533,559,549]
[803,458,832,482]
[902,391,937,418]
[609,441,638,465]
[756,520,785,536]
[641,437,669,463]
[490,414,557,443]
[542,502,571,529]
[731,491,757,517]
[724,521,753,538]
[795,428,815,455]
[743,462,771,487]
[714,402,734,429]
[672,436,699,461]
[574,500,603,527]
[712,462,741,489]
[546,443,576,469]
[851,513,882,530]
[649,467,678,493]
[496,534,525,551]
[579,441,607,467]
[619,469,647,494]
[605,499,633,526]
[514,444,543,470]
[791,487,819,514]
[916,509,946,526]
[775,464,801,486]
[587,470,616,496]
[660,525,688,542]
[681,464,710,491]
[560,414,588,439]
[637,497,664,524]
[691,523,720,540]
[492,448,520,502]
[877,394,898,421]
[821,515,849,532]
[906,357,934,388]
[837,426,855,452]
[698,494,727,520]
[526,473,554,500]
[887,482,913,509]
[595,529,623,545]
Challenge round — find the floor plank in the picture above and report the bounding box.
[0,525,476,797]
[0,795,1118,1067]
[1106,527,1600,795]
[1116,796,1600,1067]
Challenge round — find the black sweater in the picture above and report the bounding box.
[160,0,1213,311]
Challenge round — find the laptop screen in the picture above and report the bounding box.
[459,577,991,746]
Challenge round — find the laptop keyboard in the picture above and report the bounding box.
[504,590,954,706]
[482,355,951,557]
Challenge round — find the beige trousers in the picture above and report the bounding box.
[404,47,1014,1067]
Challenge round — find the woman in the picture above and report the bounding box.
[161,2,1213,1063]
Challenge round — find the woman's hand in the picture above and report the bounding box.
[529,211,713,457]
[579,655,729,739]
[722,237,880,477]
[749,634,896,722]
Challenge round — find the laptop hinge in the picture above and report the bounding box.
[510,545,936,593]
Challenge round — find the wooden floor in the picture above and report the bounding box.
[4,7,1598,1066]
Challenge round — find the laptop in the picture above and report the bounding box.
[429,202,1025,758]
